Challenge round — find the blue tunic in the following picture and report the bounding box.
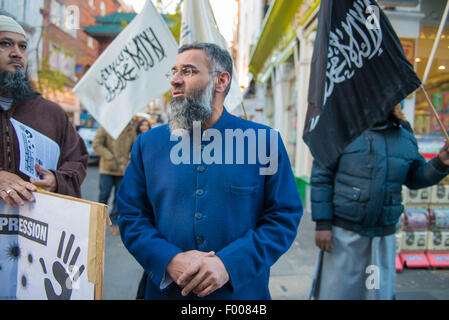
[117,108,303,299]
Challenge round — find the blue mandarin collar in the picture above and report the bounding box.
[208,107,232,132]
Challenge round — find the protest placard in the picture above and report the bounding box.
[0,190,108,300]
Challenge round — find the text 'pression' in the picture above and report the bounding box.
[0,214,48,246]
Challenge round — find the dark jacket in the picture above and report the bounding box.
[92,124,136,176]
[311,121,449,237]
[0,93,88,198]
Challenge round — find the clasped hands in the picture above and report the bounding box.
[0,163,56,207]
[166,250,229,298]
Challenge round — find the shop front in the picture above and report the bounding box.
[248,0,448,211]
[413,11,449,160]
[248,0,319,189]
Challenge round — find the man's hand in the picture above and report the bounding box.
[30,163,57,193]
[177,255,229,298]
[438,140,449,166]
[166,250,215,284]
[0,170,36,207]
[315,230,334,252]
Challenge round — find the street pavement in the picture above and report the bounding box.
[81,164,449,300]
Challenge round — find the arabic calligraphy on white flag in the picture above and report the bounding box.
[73,0,178,139]
[180,0,243,112]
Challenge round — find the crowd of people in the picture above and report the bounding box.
[1,14,449,301]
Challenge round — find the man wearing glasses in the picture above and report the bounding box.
[117,42,302,300]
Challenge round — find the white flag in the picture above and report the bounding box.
[180,0,243,112]
[73,1,178,139]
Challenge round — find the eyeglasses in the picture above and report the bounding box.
[165,66,221,81]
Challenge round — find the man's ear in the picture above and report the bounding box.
[214,72,231,94]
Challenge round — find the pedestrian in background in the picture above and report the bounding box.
[0,15,88,206]
[308,105,449,300]
[93,122,136,235]
[117,42,302,300]
[136,118,151,135]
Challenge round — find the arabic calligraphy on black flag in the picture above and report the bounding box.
[303,0,421,169]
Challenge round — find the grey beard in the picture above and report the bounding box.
[0,69,33,102]
[168,79,214,133]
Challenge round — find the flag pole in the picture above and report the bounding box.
[422,0,449,84]
[420,84,449,142]
[241,101,248,120]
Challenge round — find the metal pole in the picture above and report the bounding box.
[422,0,449,84]
[241,101,248,120]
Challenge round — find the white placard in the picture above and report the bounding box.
[0,193,95,300]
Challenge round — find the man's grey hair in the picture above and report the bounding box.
[178,42,233,96]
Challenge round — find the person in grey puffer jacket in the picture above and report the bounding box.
[308,105,449,300]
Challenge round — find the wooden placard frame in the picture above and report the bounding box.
[34,190,110,300]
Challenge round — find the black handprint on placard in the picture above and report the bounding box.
[39,231,85,300]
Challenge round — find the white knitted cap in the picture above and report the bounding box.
[0,15,26,37]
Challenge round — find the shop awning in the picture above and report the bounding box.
[249,0,303,76]
[84,12,137,38]
[249,0,320,77]
[84,12,175,39]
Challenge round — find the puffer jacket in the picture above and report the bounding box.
[93,123,137,176]
[311,121,449,237]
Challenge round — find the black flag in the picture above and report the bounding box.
[303,0,421,169]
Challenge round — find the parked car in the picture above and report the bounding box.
[77,126,99,163]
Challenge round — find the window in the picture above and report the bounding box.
[50,0,77,38]
[100,1,106,16]
[17,0,25,21]
[88,0,94,8]
[65,7,77,38]
[413,9,449,137]
[87,36,94,49]
[0,0,3,9]
[50,0,63,27]
[49,45,75,79]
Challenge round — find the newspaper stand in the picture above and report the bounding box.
[399,207,431,268]
[426,205,449,268]
[395,255,404,271]
[413,143,449,268]
[398,186,433,269]
[395,230,404,271]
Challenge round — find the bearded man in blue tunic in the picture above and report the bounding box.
[117,42,303,300]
